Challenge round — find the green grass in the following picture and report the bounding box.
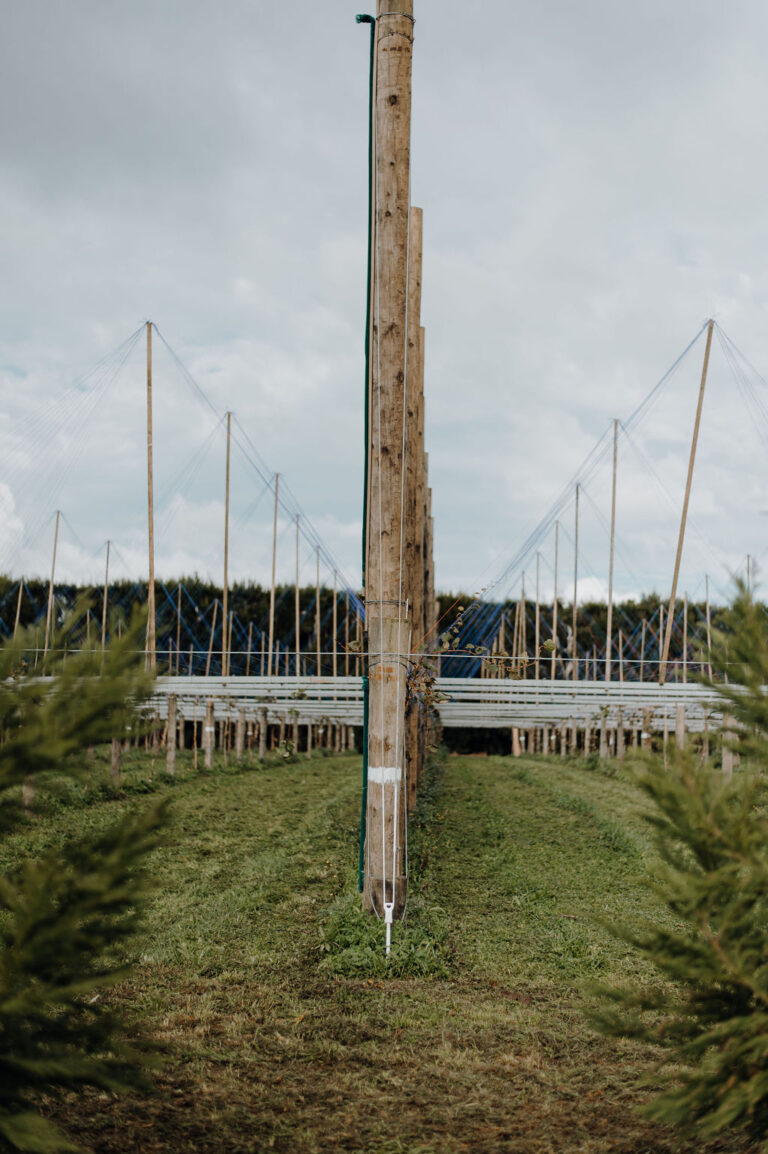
[2,749,749,1153]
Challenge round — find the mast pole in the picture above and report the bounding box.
[267,473,279,678]
[534,552,540,680]
[295,515,301,676]
[146,321,156,671]
[550,521,559,680]
[13,577,23,640]
[572,483,579,681]
[101,540,111,651]
[43,510,60,659]
[222,412,232,676]
[363,0,415,920]
[606,418,618,683]
[315,546,321,675]
[659,319,714,683]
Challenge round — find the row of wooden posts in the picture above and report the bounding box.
[483,588,715,682]
[508,705,736,772]
[107,696,359,786]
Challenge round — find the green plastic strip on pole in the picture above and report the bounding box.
[356,13,375,893]
[358,674,370,890]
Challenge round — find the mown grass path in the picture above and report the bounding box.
[24,751,740,1152]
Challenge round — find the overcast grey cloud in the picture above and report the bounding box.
[1,1,768,603]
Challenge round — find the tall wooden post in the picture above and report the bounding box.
[659,319,714,682]
[315,546,321,675]
[534,552,540,680]
[101,540,110,651]
[43,510,60,659]
[682,593,688,684]
[246,621,253,676]
[332,571,338,678]
[146,321,156,670]
[295,515,301,676]
[222,412,232,677]
[404,205,424,806]
[706,574,712,680]
[550,521,559,680]
[571,483,579,681]
[175,582,182,674]
[267,473,279,677]
[606,418,618,683]
[13,577,23,640]
[205,600,218,677]
[640,618,646,682]
[363,0,415,921]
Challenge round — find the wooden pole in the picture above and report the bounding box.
[175,582,182,674]
[332,571,338,678]
[659,604,665,683]
[13,577,23,640]
[706,574,712,680]
[618,630,624,682]
[267,473,279,678]
[345,591,350,677]
[246,621,253,676]
[572,484,579,681]
[550,521,559,679]
[682,593,688,684]
[363,0,414,920]
[43,510,60,659]
[535,552,540,680]
[295,514,301,676]
[205,600,218,677]
[315,546,321,676]
[606,418,618,683]
[640,618,646,682]
[146,321,156,671]
[222,411,231,677]
[659,319,714,682]
[520,572,526,674]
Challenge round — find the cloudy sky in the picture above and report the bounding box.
[1,1,768,604]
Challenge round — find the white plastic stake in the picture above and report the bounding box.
[384,902,394,956]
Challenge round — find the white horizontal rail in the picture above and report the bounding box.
[147,676,727,732]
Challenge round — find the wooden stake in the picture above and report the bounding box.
[222,411,231,677]
[363,0,414,918]
[43,510,60,659]
[683,592,688,684]
[246,621,253,676]
[146,321,156,671]
[640,618,646,682]
[267,473,279,677]
[572,484,579,681]
[659,319,714,682]
[606,418,618,683]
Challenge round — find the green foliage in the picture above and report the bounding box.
[593,588,768,1148]
[0,609,154,831]
[319,891,450,979]
[0,615,165,1153]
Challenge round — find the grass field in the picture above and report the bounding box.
[1,748,748,1153]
